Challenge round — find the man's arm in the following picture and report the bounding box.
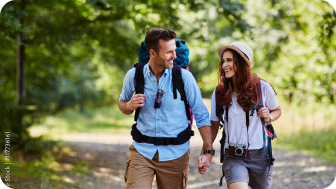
[199,121,220,156]
[118,92,146,115]
[199,126,213,151]
[180,71,213,174]
[198,125,214,175]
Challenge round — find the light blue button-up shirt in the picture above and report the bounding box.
[119,63,211,161]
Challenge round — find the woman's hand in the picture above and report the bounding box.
[257,107,271,122]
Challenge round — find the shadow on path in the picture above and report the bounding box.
[63,139,336,189]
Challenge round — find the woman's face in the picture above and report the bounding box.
[221,50,235,78]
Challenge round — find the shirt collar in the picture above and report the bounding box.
[145,62,169,77]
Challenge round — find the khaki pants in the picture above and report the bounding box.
[124,145,190,189]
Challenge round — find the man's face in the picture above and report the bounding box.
[155,39,176,70]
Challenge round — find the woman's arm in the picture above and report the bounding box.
[211,120,220,143]
[258,106,281,122]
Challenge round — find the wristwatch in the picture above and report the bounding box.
[204,149,215,156]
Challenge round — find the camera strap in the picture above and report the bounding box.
[225,107,250,148]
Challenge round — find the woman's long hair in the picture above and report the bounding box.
[216,49,276,112]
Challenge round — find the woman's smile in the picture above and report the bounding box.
[222,50,235,78]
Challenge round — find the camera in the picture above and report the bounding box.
[228,144,248,158]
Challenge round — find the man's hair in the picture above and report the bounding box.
[145,28,176,54]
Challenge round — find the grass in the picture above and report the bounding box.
[272,97,336,164]
[2,104,133,189]
[0,140,93,189]
[274,127,336,164]
[29,104,134,139]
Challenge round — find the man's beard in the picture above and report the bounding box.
[157,56,173,69]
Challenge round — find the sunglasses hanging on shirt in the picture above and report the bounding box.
[154,89,164,109]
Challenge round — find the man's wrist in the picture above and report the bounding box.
[204,146,213,151]
[124,101,135,114]
[126,101,134,111]
[204,149,215,156]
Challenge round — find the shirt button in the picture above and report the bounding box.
[157,131,159,134]
[157,119,159,121]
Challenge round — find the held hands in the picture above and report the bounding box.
[198,154,212,175]
[257,107,270,122]
[127,92,146,111]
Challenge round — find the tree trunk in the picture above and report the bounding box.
[16,0,26,140]
[17,33,25,103]
[17,0,26,103]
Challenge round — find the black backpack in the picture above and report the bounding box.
[130,39,194,146]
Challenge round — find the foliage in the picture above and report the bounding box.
[0,0,250,147]
[254,0,335,105]
[0,0,335,148]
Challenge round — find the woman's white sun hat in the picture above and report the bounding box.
[218,42,254,68]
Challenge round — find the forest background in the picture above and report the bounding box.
[0,0,335,188]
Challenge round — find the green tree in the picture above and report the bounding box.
[0,0,249,148]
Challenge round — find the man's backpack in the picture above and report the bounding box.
[131,39,194,146]
[216,80,276,186]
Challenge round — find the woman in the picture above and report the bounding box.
[208,42,281,189]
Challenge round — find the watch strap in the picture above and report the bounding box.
[204,149,215,155]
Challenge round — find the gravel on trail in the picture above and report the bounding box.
[61,133,336,189]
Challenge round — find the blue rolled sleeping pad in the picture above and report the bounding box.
[138,39,189,67]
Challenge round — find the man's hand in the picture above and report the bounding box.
[118,92,146,115]
[198,154,212,175]
[127,92,146,110]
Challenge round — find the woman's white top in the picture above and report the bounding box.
[210,80,279,150]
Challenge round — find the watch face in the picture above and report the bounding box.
[204,150,215,155]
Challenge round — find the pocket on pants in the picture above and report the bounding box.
[223,164,232,181]
[124,159,131,183]
[182,171,188,189]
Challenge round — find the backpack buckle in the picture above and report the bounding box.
[250,105,258,116]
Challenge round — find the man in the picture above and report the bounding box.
[118,28,213,189]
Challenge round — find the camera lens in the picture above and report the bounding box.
[235,148,243,155]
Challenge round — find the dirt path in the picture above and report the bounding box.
[61,133,336,189]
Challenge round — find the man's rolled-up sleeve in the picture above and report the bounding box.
[182,70,211,129]
[119,68,136,102]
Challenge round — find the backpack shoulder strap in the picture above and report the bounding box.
[172,64,191,121]
[254,79,275,176]
[255,80,263,106]
[134,62,147,122]
[215,86,225,127]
